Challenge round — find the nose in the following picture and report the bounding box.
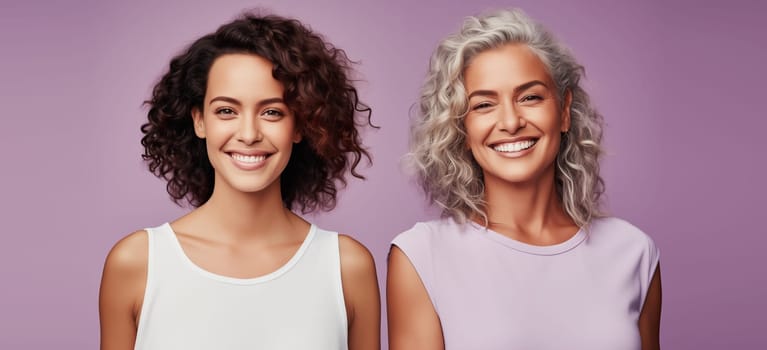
[497,102,526,133]
[237,113,262,145]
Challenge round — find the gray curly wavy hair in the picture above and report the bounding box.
[407,8,605,227]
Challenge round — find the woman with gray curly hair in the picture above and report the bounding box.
[387,8,661,350]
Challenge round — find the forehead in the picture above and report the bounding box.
[464,43,552,90]
[206,53,284,99]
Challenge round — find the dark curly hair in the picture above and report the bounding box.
[141,12,373,212]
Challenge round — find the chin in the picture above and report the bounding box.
[236,179,281,194]
[492,174,539,185]
[483,164,555,186]
[215,174,280,196]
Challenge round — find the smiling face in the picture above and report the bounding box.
[463,43,571,187]
[192,53,301,196]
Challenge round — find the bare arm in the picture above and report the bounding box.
[99,231,148,350]
[339,235,381,350]
[386,245,444,350]
[639,264,662,350]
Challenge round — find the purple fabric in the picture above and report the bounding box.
[393,217,659,349]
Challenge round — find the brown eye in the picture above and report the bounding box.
[472,102,493,110]
[215,108,235,115]
[519,95,542,103]
[262,109,285,120]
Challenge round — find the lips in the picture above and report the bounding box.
[227,151,271,170]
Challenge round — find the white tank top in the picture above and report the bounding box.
[134,223,348,350]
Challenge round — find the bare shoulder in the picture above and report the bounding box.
[103,230,149,274]
[100,230,149,349]
[387,243,444,349]
[337,233,379,300]
[338,234,381,349]
[338,234,376,275]
[100,230,150,302]
[100,230,149,301]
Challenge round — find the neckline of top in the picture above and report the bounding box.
[161,222,317,285]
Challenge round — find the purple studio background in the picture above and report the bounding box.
[1,0,764,348]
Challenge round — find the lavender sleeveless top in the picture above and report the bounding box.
[392,217,659,350]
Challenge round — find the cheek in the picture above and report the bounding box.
[203,128,227,149]
[466,123,493,150]
[281,123,298,145]
[463,118,484,145]
[265,121,298,146]
[545,107,566,130]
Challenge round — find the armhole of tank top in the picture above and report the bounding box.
[390,237,440,316]
[333,233,350,339]
[639,244,661,310]
[133,228,155,349]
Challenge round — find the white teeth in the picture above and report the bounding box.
[493,140,536,153]
[231,153,267,163]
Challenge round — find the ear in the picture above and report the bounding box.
[192,108,206,138]
[561,89,573,132]
[291,130,302,143]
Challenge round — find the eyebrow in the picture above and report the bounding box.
[209,96,285,108]
[467,80,549,99]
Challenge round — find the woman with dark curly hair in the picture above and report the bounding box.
[387,9,661,350]
[99,12,379,350]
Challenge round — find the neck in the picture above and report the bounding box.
[196,177,300,242]
[481,166,575,244]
